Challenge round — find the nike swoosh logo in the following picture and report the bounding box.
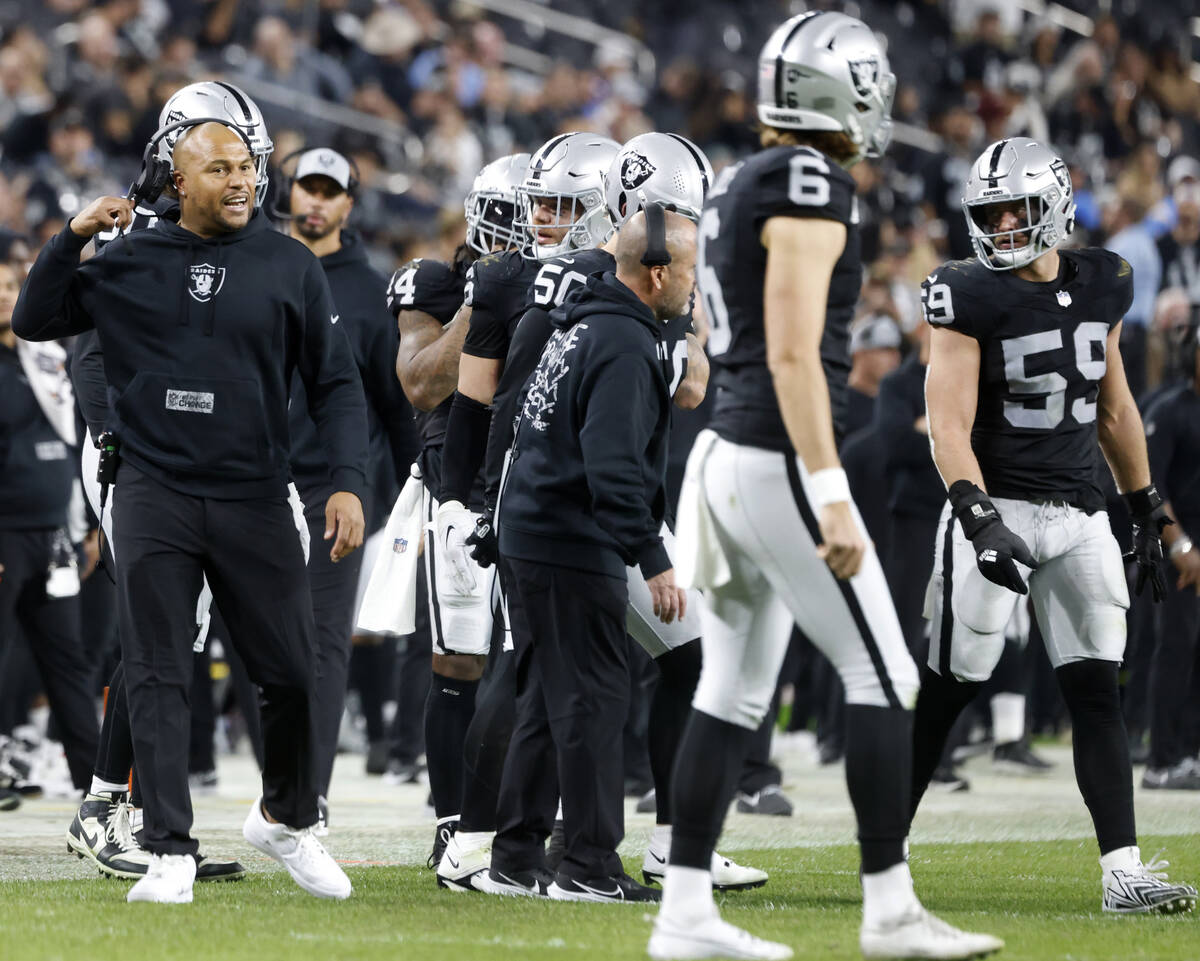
[578,882,622,897]
[560,257,575,264]
[330,315,339,324]
[648,851,666,865]
[447,854,460,869]
[81,824,101,849]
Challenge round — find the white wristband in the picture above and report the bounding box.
[1170,538,1194,559]
[808,467,851,508]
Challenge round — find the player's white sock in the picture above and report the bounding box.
[650,823,673,851]
[861,861,920,927]
[661,865,716,922]
[991,693,1025,745]
[453,830,492,852]
[90,776,128,795]
[1100,845,1140,874]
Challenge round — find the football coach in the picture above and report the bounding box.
[12,121,368,904]
[485,205,696,902]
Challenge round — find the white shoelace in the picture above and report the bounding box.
[105,800,138,851]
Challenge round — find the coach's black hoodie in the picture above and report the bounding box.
[498,271,673,580]
[14,213,368,500]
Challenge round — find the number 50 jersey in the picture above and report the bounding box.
[698,144,862,451]
[921,248,1133,512]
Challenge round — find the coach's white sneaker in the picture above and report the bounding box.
[643,843,768,891]
[860,906,1003,959]
[242,797,351,900]
[127,853,196,904]
[649,911,793,960]
[437,833,491,892]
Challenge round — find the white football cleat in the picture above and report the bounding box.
[127,852,196,904]
[860,906,1003,959]
[242,797,351,900]
[437,833,491,892]
[1103,853,1197,915]
[643,844,768,892]
[649,912,793,960]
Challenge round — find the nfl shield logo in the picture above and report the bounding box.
[393,537,408,554]
[188,263,226,303]
[1056,290,1072,308]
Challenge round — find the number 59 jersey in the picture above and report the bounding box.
[921,248,1134,511]
[698,145,862,452]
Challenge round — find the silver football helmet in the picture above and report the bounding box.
[514,132,620,260]
[604,132,713,227]
[464,153,530,255]
[158,81,274,207]
[757,11,895,163]
[962,137,1076,271]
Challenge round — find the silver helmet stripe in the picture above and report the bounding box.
[987,139,1008,187]
[775,13,821,109]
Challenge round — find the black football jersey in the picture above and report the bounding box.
[699,145,862,451]
[921,248,1134,510]
[482,247,694,504]
[461,249,540,361]
[388,257,467,450]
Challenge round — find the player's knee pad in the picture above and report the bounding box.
[953,569,1021,636]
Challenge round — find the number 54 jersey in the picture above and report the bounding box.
[698,144,862,451]
[921,249,1134,512]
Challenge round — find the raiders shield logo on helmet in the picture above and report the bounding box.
[848,57,879,99]
[188,263,226,303]
[620,153,657,190]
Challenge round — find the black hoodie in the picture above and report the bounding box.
[14,213,368,501]
[498,271,673,581]
[287,230,416,523]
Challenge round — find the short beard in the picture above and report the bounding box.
[297,219,338,241]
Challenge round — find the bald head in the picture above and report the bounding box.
[172,122,256,237]
[614,208,698,321]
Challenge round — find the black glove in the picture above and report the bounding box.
[1122,484,1172,602]
[465,511,498,569]
[948,480,1039,594]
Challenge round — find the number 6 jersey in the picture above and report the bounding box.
[698,144,862,451]
[921,249,1134,511]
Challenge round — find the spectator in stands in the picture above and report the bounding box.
[843,314,902,442]
[1158,160,1200,308]
[1105,190,1162,400]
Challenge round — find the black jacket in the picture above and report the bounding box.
[499,272,673,580]
[13,214,368,501]
[0,344,75,529]
[288,231,416,522]
[1145,381,1200,538]
[875,353,946,520]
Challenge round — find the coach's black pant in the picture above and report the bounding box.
[113,464,318,855]
[492,557,630,881]
[1148,568,1200,769]
[306,512,365,797]
[0,528,98,789]
[886,511,940,660]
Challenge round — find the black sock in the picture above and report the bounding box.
[910,666,981,825]
[844,705,912,873]
[460,650,517,832]
[668,709,750,870]
[424,672,479,819]
[1056,660,1136,854]
[95,663,134,786]
[648,641,702,826]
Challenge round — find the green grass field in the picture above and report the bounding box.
[3,837,1197,961]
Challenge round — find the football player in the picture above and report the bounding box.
[652,12,1004,960]
[64,80,273,885]
[390,152,530,868]
[441,132,764,897]
[912,136,1198,915]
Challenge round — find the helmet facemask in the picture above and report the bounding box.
[464,193,519,255]
[514,186,609,261]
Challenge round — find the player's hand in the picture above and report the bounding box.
[1122,485,1172,602]
[465,511,498,569]
[324,491,364,562]
[646,568,687,624]
[436,500,478,595]
[816,501,865,580]
[69,196,134,238]
[1172,543,1200,596]
[949,481,1038,595]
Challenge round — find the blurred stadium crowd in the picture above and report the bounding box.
[1,0,1199,794]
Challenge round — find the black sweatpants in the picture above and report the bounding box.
[491,557,630,881]
[306,512,365,796]
[1149,572,1200,769]
[0,528,98,789]
[886,511,940,659]
[112,464,318,855]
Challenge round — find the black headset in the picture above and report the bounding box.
[640,201,675,268]
[267,147,361,221]
[128,117,255,207]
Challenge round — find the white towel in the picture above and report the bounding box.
[674,429,731,591]
[355,465,425,635]
[17,339,76,447]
